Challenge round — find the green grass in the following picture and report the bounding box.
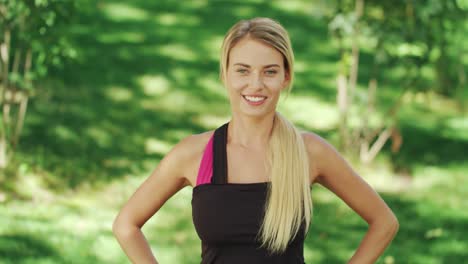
[1,0,467,263]
[1,164,466,263]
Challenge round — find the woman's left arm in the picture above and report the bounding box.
[303,133,399,264]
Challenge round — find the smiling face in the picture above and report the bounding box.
[225,38,290,118]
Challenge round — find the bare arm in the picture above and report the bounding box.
[112,136,193,264]
[304,133,399,264]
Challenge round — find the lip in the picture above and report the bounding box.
[242,95,267,106]
[243,94,267,97]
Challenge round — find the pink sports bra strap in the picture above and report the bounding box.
[196,135,214,186]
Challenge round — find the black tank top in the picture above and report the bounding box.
[191,123,306,264]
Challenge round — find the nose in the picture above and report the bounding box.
[249,71,264,89]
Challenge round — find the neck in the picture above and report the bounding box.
[228,111,276,149]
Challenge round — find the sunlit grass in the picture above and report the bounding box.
[155,11,202,27]
[271,0,315,16]
[144,138,173,155]
[105,86,133,102]
[158,44,198,62]
[2,0,467,263]
[200,35,224,61]
[101,2,150,22]
[97,31,146,44]
[280,95,339,130]
[138,74,172,96]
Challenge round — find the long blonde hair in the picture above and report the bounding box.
[220,17,312,254]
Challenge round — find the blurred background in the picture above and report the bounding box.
[0,0,466,263]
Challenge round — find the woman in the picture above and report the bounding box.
[113,17,399,264]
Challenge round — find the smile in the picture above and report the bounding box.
[242,95,267,105]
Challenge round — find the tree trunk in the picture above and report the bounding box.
[337,73,348,151]
[12,95,28,150]
[11,48,32,150]
[0,28,10,169]
[360,127,393,164]
[0,28,10,102]
[348,0,364,104]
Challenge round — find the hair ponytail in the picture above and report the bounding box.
[257,112,312,253]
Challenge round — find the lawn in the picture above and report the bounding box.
[0,0,466,263]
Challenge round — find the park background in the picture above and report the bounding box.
[0,0,467,263]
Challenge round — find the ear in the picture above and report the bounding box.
[220,74,226,86]
[220,69,227,87]
[282,71,291,90]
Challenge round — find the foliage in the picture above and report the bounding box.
[328,0,466,97]
[0,0,466,263]
[0,0,77,87]
[325,0,466,160]
[0,0,78,168]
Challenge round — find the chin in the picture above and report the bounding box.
[239,107,275,118]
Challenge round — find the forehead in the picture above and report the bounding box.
[229,38,284,67]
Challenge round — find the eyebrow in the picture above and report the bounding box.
[233,63,280,68]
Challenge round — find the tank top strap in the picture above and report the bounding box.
[212,122,229,184]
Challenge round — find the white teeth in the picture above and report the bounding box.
[244,96,266,102]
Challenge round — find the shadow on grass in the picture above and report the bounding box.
[389,117,468,174]
[10,0,462,192]
[0,234,63,263]
[305,190,468,263]
[146,188,468,263]
[2,1,465,263]
[17,0,341,191]
[0,188,466,263]
[382,194,468,263]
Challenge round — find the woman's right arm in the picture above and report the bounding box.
[112,136,194,264]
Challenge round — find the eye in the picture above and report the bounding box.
[265,70,277,76]
[236,69,248,74]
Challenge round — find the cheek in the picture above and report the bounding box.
[264,77,285,91]
[227,77,247,91]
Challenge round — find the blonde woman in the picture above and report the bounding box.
[113,17,399,264]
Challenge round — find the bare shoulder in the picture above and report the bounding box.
[177,130,214,158]
[301,131,357,185]
[301,131,330,155]
[171,130,214,186]
[301,131,339,184]
[112,131,214,229]
[301,131,339,164]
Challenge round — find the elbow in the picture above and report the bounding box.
[390,213,399,236]
[382,212,399,239]
[112,216,125,238]
[370,211,399,239]
[113,214,139,240]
